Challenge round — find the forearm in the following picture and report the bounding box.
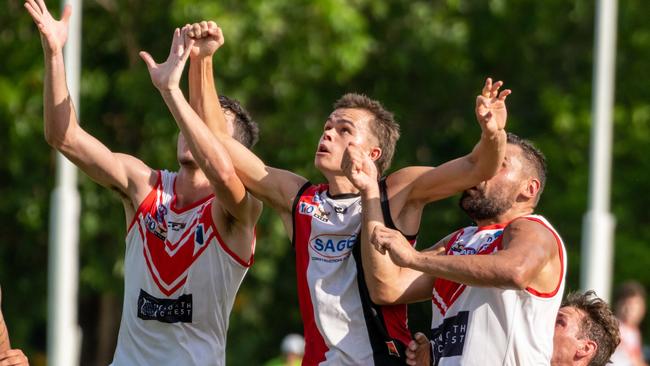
[188,56,227,134]
[466,129,507,180]
[43,52,79,148]
[361,187,409,304]
[0,295,9,352]
[409,252,519,289]
[161,88,237,184]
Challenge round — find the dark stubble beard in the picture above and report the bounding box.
[459,186,514,222]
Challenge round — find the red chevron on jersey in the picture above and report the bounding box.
[135,177,216,296]
[432,227,504,315]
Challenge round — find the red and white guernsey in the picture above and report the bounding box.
[292,182,412,366]
[429,215,566,366]
[111,170,254,366]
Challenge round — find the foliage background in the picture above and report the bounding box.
[1,0,649,364]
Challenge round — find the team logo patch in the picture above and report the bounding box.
[137,289,192,323]
[140,204,213,296]
[430,311,469,365]
[385,340,400,357]
[309,233,357,263]
[298,201,330,222]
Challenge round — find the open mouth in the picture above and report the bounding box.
[317,144,330,154]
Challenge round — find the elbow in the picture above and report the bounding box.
[44,129,69,151]
[505,267,530,290]
[367,280,401,305]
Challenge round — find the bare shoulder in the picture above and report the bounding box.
[504,217,557,254]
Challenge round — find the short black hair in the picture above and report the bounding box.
[507,133,547,203]
[219,95,259,148]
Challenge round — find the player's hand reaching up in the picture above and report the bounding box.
[371,225,418,267]
[139,27,195,91]
[24,0,71,56]
[475,77,511,135]
[187,20,224,59]
[342,142,379,194]
[406,332,431,366]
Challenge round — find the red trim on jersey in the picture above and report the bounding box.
[294,185,329,365]
[126,171,161,235]
[521,217,565,298]
[476,222,508,232]
[204,203,256,268]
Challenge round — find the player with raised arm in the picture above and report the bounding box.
[348,130,565,365]
[25,1,260,364]
[188,26,510,364]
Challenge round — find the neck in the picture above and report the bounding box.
[325,174,360,196]
[474,206,535,227]
[175,165,211,207]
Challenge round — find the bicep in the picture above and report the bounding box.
[393,239,448,304]
[391,158,483,204]
[58,127,153,197]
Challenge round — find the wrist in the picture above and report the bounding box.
[158,87,183,96]
[360,185,380,199]
[481,128,506,141]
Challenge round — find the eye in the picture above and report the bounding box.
[341,127,351,134]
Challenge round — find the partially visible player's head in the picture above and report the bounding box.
[459,133,547,221]
[613,281,647,327]
[315,93,400,176]
[177,95,258,167]
[551,291,620,366]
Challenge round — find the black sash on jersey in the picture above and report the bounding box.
[350,177,412,365]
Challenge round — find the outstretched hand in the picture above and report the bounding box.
[139,27,195,91]
[406,332,431,366]
[187,21,225,58]
[24,0,72,56]
[475,78,511,135]
[341,142,378,193]
[371,225,417,267]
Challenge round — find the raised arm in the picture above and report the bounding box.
[342,143,439,305]
[374,218,559,291]
[140,28,261,259]
[0,288,8,352]
[0,288,29,366]
[25,0,154,213]
[386,78,510,213]
[186,23,306,219]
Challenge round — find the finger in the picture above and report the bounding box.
[24,2,42,22]
[170,28,182,56]
[490,80,503,98]
[481,111,492,123]
[191,23,202,39]
[482,77,492,97]
[207,20,217,30]
[199,20,208,37]
[138,51,156,69]
[35,0,47,13]
[498,89,512,101]
[61,4,72,23]
[181,38,195,61]
[414,332,429,344]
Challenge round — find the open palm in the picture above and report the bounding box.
[140,28,195,91]
[475,78,511,134]
[24,0,71,55]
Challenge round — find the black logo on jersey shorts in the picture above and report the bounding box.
[430,311,469,365]
[137,289,192,323]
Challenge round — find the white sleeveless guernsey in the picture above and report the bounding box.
[429,215,566,366]
[111,170,254,366]
[292,183,412,366]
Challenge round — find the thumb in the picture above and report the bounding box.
[414,332,429,344]
[138,51,156,69]
[61,4,72,24]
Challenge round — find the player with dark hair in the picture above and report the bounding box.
[26,2,260,364]
[552,290,621,366]
[347,132,565,364]
[187,26,510,365]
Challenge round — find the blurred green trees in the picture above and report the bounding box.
[1,0,650,364]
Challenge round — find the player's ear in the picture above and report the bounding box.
[369,146,382,162]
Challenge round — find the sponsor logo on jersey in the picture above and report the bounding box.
[168,221,186,231]
[298,201,330,222]
[145,212,167,240]
[385,340,400,357]
[430,311,468,365]
[449,241,476,255]
[137,289,192,323]
[309,233,357,262]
